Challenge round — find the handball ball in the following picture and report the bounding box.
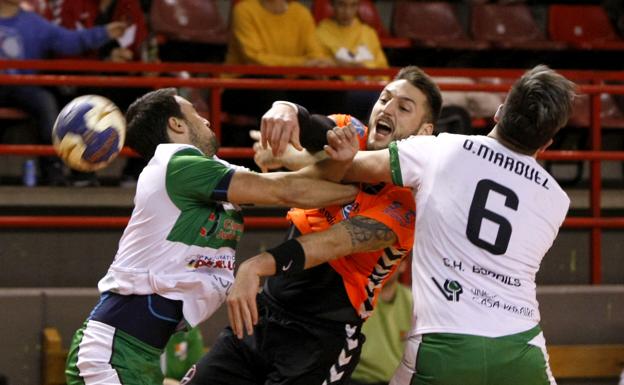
[52,95,126,172]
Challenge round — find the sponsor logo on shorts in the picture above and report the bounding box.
[432,277,463,302]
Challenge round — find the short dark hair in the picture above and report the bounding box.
[498,65,576,153]
[125,88,184,159]
[394,66,442,124]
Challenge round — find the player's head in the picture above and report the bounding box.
[332,0,359,27]
[367,66,442,150]
[496,65,576,154]
[126,88,218,159]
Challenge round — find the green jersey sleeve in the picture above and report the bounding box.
[388,141,404,187]
[166,148,235,209]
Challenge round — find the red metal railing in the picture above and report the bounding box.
[0,216,289,229]
[1,60,623,283]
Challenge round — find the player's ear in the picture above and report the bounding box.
[494,104,504,123]
[168,117,185,134]
[417,122,433,136]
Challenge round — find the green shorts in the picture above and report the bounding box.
[392,326,556,385]
[65,320,164,385]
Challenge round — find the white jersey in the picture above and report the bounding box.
[98,143,244,327]
[389,133,569,337]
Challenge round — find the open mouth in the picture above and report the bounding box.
[374,119,394,137]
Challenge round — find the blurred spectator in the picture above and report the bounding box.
[435,76,505,133]
[436,105,473,135]
[49,0,152,185]
[222,0,335,146]
[18,0,50,14]
[348,259,412,385]
[161,327,204,385]
[316,0,388,76]
[315,0,389,121]
[0,0,125,185]
[50,0,148,62]
[226,0,330,67]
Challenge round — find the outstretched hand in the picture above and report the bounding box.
[260,103,302,157]
[324,123,359,162]
[226,260,261,339]
[250,130,283,172]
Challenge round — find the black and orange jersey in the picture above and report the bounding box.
[263,114,415,323]
[289,182,414,318]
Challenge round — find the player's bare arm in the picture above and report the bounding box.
[341,150,393,184]
[227,215,397,338]
[341,216,397,251]
[226,170,357,208]
[227,124,358,207]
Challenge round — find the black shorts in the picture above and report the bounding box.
[181,294,365,385]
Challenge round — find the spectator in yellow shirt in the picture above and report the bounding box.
[226,0,332,67]
[316,0,389,76]
[315,0,389,121]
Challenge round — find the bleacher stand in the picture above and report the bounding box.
[470,2,566,50]
[0,0,126,185]
[392,1,489,50]
[548,4,624,50]
[150,0,227,46]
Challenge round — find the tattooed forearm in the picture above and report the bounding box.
[342,216,396,252]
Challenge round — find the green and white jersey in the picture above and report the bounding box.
[388,133,569,337]
[98,144,244,327]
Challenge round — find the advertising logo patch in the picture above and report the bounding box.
[383,201,415,228]
[432,277,463,302]
[186,254,235,271]
[349,116,367,139]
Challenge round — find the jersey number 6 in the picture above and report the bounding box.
[466,179,519,255]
